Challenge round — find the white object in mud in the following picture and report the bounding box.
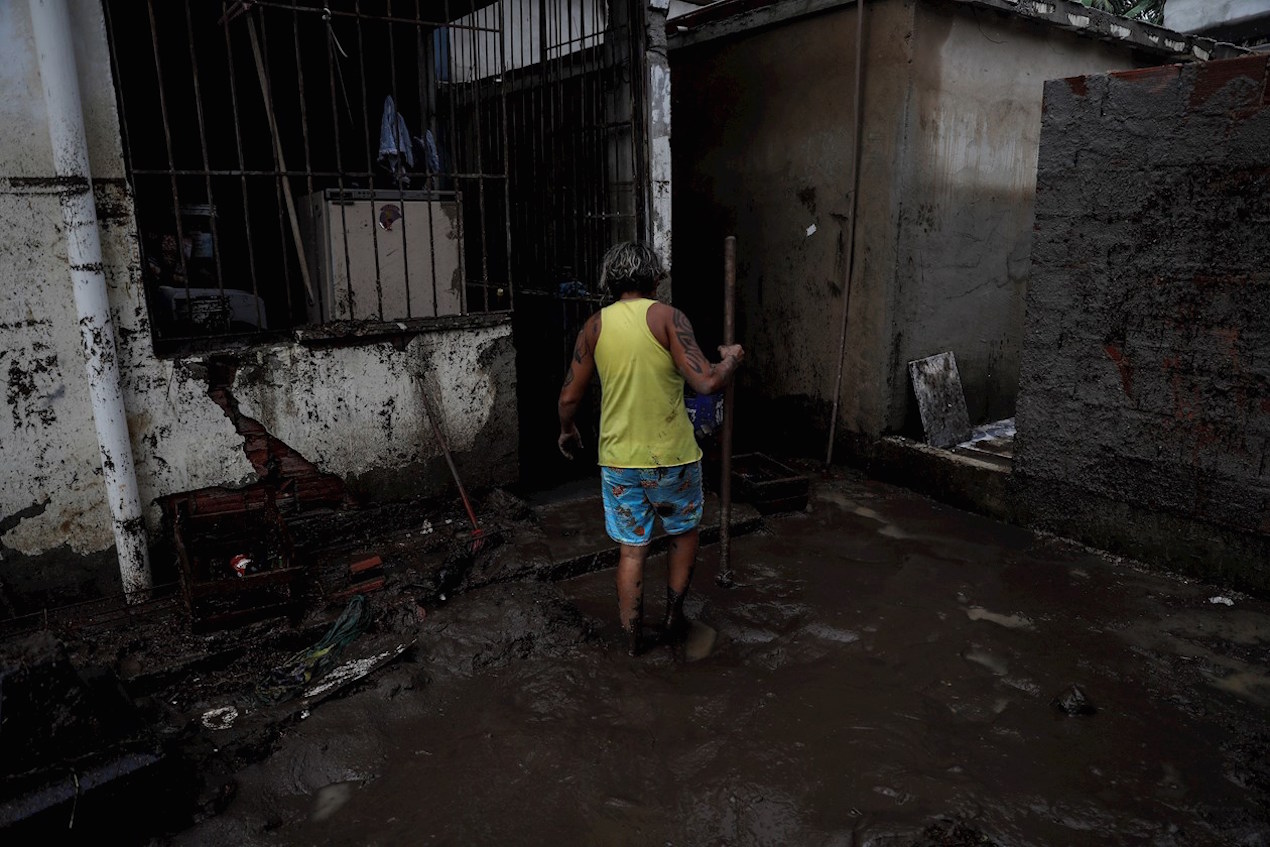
[304,643,410,701]
[1209,596,1235,606]
[201,705,239,730]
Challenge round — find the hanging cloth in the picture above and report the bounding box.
[378,95,414,185]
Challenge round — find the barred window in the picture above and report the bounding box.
[104,0,647,353]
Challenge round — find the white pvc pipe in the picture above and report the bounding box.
[29,0,152,598]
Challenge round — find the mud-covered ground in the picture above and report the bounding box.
[168,474,1270,846]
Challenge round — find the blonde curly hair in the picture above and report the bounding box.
[599,242,664,298]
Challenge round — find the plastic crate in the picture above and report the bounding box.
[170,493,306,632]
[732,453,809,514]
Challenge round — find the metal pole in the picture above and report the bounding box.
[29,0,152,598]
[246,12,317,308]
[825,0,865,467]
[719,235,736,576]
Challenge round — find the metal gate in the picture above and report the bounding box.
[103,0,649,356]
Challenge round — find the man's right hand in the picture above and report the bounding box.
[719,344,745,365]
[558,425,583,460]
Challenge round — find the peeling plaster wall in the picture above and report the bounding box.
[887,2,1147,432]
[230,325,516,501]
[0,4,517,604]
[1014,55,1270,592]
[0,3,247,589]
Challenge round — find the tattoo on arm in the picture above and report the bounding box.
[573,342,584,364]
[671,309,707,375]
[562,367,575,388]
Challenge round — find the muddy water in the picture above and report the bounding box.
[172,477,1270,846]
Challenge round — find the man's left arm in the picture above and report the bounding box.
[557,314,599,459]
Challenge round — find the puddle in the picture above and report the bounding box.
[963,646,1009,676]
[965,606,1034,629]
[311,782,356,822]
[1208,669,1270,706]
[683,621,717,661]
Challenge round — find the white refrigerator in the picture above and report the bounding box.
[302,188,464,323]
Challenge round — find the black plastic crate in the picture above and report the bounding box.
[732,453,809,514]
[170,494,305,632]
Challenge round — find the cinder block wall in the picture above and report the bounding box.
[1014,55,1270,592]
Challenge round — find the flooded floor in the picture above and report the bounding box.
[172,474,1270,846]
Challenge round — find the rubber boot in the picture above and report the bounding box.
[664,586,688,645]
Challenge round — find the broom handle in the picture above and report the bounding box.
[419,380,481,533]
[720,236,736,571]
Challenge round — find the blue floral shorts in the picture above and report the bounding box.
[600,461,704,546]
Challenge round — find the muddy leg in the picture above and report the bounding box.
[664,528,700,642]
[616,544,649,656]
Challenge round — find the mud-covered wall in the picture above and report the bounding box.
[887,2,1147,432]
[1013,55,1270,591]
[671,0,916,448]
[670,0,1164,452]
[0,4,517,605]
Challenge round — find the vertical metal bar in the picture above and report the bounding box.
[145,0,193,327]
[293,0,323,323]
[102,3,135,186]
[441,0,468,314]
[537,0,548,290]
[499,0,514,309]
[414,0,441,317]
[602,0,613,260]
[465,0,490,311]
[581,0,598,323]
[386,0,413,319]
[353,0,385,320]
[566,0,580,286]
[629,0,648,242]
[182,1,226,305]
[521,0,534,291]
[550,0,561,285]
[253,14,297,324]
[500,0,515,298]
[580,0,592,287]
[103,1,159,334]
[590,0,602,287]
[326,13,355,322]
[220,0,264,328]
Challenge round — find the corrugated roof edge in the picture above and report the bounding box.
[668,0,1249,61]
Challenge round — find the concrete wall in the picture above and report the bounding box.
[0,3,517,607]
[671,0,916,448]
[1013,55,1270,592]
[670,0,1162,453]
[1167,0,1270,38]
[887,2,1146,431]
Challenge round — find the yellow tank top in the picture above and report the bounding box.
[594,299,702,468]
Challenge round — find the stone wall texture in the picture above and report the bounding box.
[1014,54,1270,591]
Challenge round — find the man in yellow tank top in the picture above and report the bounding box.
[558,242,744,656]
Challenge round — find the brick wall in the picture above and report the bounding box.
[1014,54,1270,592]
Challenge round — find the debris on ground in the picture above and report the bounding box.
[1052,684,1098,716]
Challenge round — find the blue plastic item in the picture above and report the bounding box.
[685,391,724,437]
